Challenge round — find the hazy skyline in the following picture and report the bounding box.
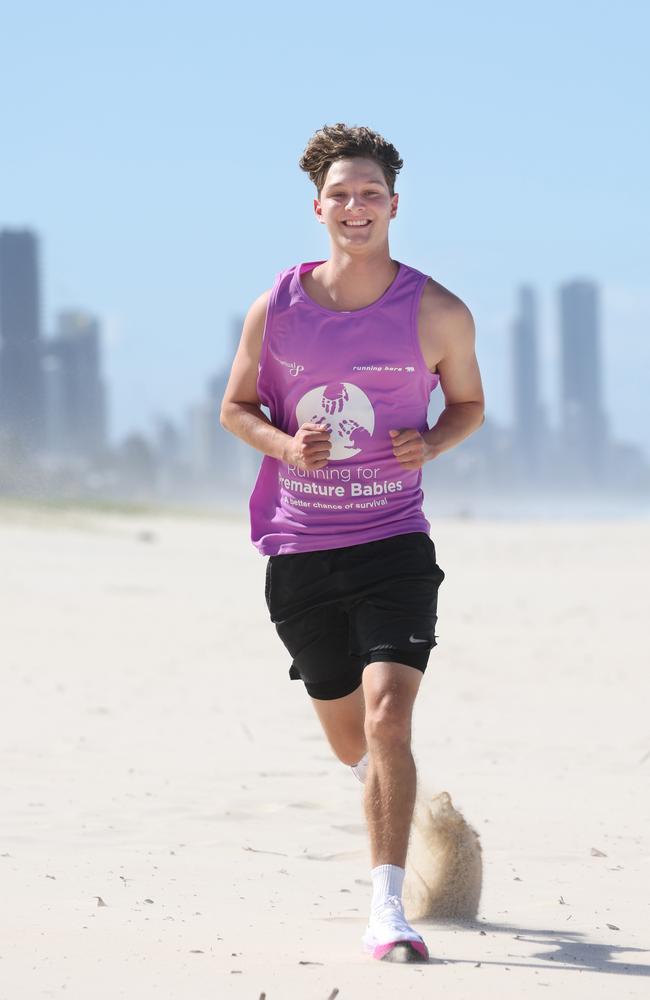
[2,1,648,454]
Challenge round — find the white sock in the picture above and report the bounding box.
[371,863,405,910]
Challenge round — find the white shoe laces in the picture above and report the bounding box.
[370,895,417,938]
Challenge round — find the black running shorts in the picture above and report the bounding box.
[264,532,445,701]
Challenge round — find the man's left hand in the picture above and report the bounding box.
[389,428,438,469]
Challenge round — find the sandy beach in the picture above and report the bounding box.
[1,499,649,1000]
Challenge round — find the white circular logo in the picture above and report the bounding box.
[295,381,375,460]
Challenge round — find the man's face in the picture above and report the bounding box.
[314,157,398,251]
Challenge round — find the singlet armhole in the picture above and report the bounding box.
[409,274,441,387]
[256,270,284,402]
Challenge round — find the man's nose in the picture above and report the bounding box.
[345,194,365,211]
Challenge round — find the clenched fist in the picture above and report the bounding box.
[283,421,332,470]
[389,428,437,469]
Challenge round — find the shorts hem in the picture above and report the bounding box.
[296,668,364,701]
[362,643,436,672]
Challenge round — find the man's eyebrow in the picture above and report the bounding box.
[325,179,385,190]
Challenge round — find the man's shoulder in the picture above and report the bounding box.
[417,278,475,357]
[419,276,472,321]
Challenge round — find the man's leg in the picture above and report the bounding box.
[360,660,428,962]
[307,661,421,852]
[362,661,422,867]
[309,684,367,766]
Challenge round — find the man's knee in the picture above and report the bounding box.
[362,661,421,748]
[364,690,412,749]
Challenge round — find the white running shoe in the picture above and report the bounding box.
[362,895,429,962]
[350,752,369,784]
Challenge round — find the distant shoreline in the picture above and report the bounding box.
[0,494,247,522]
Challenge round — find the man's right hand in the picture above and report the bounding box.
[283,421,332,470]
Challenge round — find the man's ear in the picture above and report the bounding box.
[314,197,325,224]
[390,192,399,219]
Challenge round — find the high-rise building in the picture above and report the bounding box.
[512,285,543,477]
[43,310,108,458]
[0,229,46,450]
[559,280,608,479]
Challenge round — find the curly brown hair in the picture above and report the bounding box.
[299,123,403,195]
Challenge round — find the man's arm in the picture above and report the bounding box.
[220,292,332,471]
[390,297,485,470]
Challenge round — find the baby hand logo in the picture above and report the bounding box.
[295,381,375,460]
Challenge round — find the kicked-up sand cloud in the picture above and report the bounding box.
[404,789,483,921]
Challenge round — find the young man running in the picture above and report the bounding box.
[220,123,485,963]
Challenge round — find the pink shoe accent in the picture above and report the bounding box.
[371,939,429,961]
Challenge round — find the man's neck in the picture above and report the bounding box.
[307,248,399,312]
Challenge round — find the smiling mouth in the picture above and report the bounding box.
[342,220,371,227]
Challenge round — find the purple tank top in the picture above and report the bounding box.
[249,260,440,555]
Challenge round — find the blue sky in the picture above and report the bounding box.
[1,0,648,454]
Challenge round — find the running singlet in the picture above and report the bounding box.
[249,260,441,555]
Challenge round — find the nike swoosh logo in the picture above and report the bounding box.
[409,634,428,644]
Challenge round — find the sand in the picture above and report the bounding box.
[1,499,649,999]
